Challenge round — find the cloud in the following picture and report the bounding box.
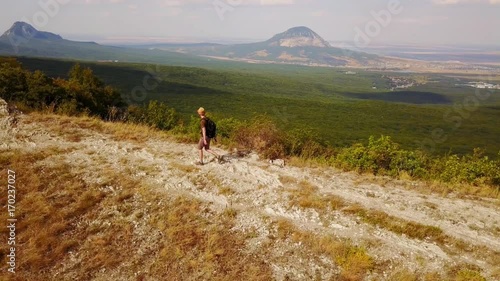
[83,0,124,3]
[160,0,207,6]
[394,16,449,25]
[310,11,326,17]
[259,0,294,5]
[159,0,295,6]
[431,0,500,5]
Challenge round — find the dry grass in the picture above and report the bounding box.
[30,112,173,144]
[218,186,235,196]
[342,204,497,279]
[288,180,347,211]
[286,182,494,280]
[0,148,107,275]
[147,197,271,280]
[388,269,418,281]
[0,146,272,280]
[278,175,297,186]
[446,265,487,281]
[343,204,444,242]
[287,156,329,169]
[421,180,500,200]
[286,179,487,257]
[276,219,374,281]
[170,162,200,174]
[290,155,500,200]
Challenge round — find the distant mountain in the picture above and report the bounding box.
[0,22,379,68]
[156,26,379,67]
[1,21,63,41]
[0,21,208,66]
[265,26,331,48]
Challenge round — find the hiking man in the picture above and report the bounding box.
[196,107,220,165]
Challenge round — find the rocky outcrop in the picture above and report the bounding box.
[0,98,16,136]
[0,98,9,116]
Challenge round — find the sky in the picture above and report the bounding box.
[0,0,499,46]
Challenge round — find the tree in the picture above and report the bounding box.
[25,70,64,109]
[0,58,28,102]
[63,64,123,116]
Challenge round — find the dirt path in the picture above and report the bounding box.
[4,113,500,280]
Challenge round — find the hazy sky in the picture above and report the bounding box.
[0,0,499,46]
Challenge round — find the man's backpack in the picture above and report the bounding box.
[205,118,217,139]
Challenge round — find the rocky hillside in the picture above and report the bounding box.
[0,101,498,280]
[1,21,63,41]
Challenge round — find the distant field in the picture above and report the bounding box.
[14,56,500,157]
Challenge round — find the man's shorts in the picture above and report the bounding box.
[198,137,211,150]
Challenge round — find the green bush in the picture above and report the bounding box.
[187,115,202,142]
[126,101,179,131]
[334,136,400,174]
[389,150,428,178]
[366,135,399,173]
[216,117,242,139]
[433,149,500,186]
[331,135,500,187]
[145,100,179,131]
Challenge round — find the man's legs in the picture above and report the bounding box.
[204,138,221,161]
[197,138,205,164]
[197,137,220,164]
[206,148,219,158]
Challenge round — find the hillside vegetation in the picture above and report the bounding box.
[11,56,500,157]
[1,57,499,192]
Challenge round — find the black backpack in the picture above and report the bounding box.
[205,117,217,139]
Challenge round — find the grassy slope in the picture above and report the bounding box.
[13,56,500,157]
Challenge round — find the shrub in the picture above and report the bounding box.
[433,149,500,186]
[216,117,242,140]
[126,104,147,124]
[299,140,327,159]
[335,143,370,172]
[232,115,286,159]
[126,101,179,131]
[284,128,315,156]
[334,136,398,173]
[55,99,80,116]
[145,100,179,131]
[187,115,202,142]
[360,135,402,174]
[389,150,428,178]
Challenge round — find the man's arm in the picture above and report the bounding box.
[201,121,207,144]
